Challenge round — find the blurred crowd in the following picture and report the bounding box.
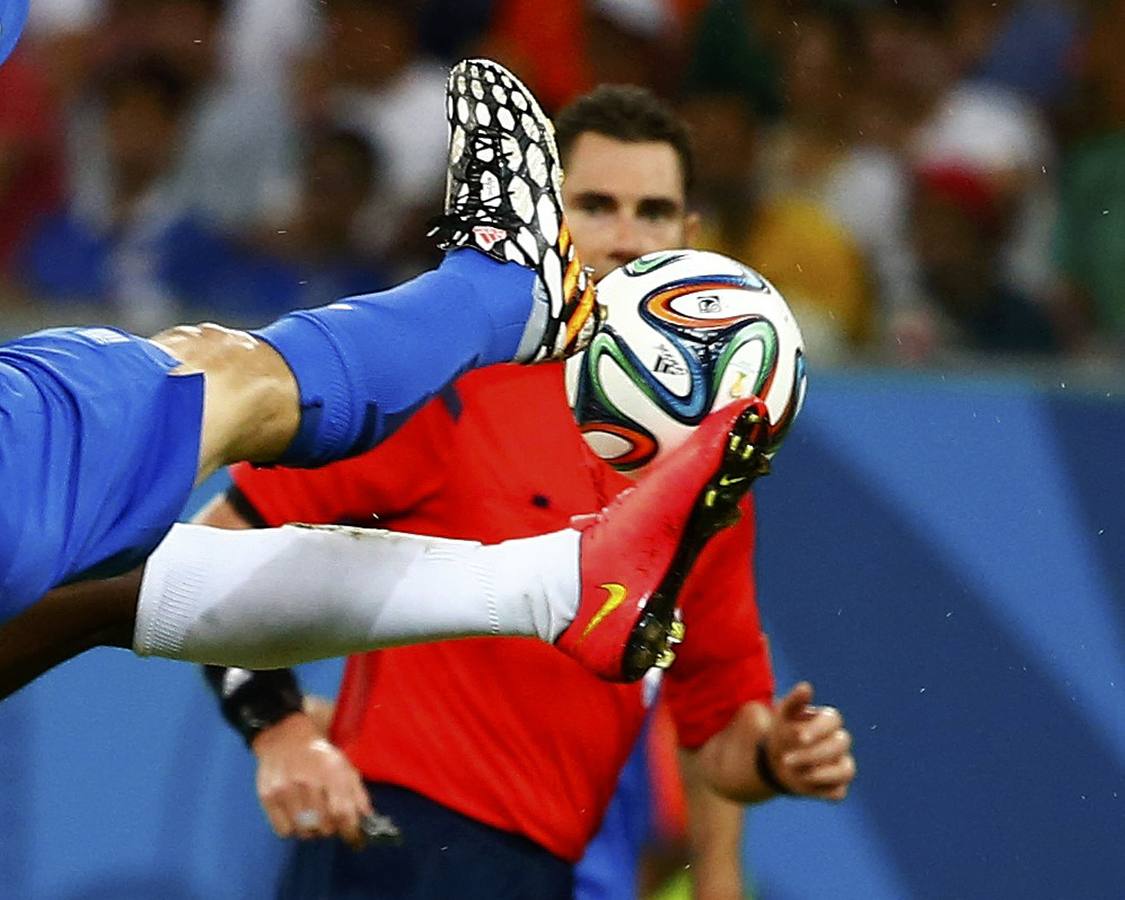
[0,0,1122,367]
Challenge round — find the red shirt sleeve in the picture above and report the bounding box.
[664,497,774,750]
[231,395,456,527]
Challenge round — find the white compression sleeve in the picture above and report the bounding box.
[133,523,580,668]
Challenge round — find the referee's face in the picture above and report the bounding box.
[562,132,699,282]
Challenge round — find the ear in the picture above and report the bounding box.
[683,210,703,247]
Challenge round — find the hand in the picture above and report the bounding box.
[252,712,374,848]
[761,682,855,801]
[302,695,336,736]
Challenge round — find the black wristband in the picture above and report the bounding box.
[755,738,794,795]
[203,666,304,747]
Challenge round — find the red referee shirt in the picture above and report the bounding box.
[232,363,773,862]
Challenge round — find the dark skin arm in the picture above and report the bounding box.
[0,568,141,700]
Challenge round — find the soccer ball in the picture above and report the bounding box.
[565,249,807,472]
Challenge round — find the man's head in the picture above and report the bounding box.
[100,55,193,195]
[910,164,1008,313]
[555,85,698,280]
[300,127,378,247]
[106,0,230,86]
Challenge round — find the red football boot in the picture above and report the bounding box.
[557,397,773,682]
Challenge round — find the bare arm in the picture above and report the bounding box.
[645,683,852,899]
[678,750,746,900]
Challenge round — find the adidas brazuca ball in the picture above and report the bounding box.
[566,249,807,472]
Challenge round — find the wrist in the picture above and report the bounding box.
[206,667,304,747]
[754,738,793,796]
[691,858,744,900]
[249,710,317,757]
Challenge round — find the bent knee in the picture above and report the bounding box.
[151,322,259,376]
[151,322,298,467]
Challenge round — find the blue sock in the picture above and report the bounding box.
[253,249,535,467]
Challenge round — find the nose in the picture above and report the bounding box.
[608,213,644,269]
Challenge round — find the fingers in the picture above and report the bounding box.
[260,787,295,839]
[775,727,856,801]
[763,692,857,802]
[786,706,844,749]
[329,793,365,849]
[277,781,335,840]
[330,771,377,850]
[258,768,305,839]
[790,754,857,801]
[354,778,376,819]
[767,703,840,760]
[782,725,851,770]
[776,681,814,721]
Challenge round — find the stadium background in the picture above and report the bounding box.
[1,1,1122,898]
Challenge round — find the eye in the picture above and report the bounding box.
[573,193,615,215]
[637,199,680,222]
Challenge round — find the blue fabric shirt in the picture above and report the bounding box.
[0,328,203,619]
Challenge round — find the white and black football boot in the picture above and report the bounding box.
[428,58,603,362]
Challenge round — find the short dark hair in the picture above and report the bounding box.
[555,85,695,194]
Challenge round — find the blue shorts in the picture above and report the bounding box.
[0,327,204,622]
[278,783,573,899]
